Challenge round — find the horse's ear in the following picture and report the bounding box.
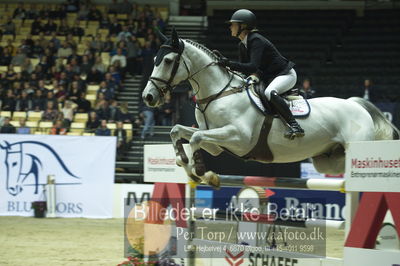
[156,28,168,42]
[171,27,179,49]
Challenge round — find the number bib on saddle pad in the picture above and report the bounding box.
[246,85,311,118]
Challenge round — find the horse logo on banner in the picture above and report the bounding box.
[0,141,80,196]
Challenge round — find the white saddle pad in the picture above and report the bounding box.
[247,87,311,118]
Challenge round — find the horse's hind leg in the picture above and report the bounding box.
[312,144,345,175]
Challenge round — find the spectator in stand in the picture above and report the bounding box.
[68,80,82,102]
[62,100,77,126]
[126,35,141,76]
[32,89,46,111]
[140,102,155,140]
[109,17,122,36]
[360,78,378,103]
[110,48,127,74]
[31,17,43,35]
[57,41,73,59]
[77,4,90,21]
[159,93,174,126]
[117,25,132,42]
[43,19,58,35]
[114,121,127,158]
[13,3,27,20]
[26,3,39,20]
[11,48,27,66]
[93,56,106,73]
[88,6,102,22]
[119,0,133,14]
[65,0,80,13]
[89,34,103,54]
[118,101,132,123]
[1,90,16,111]
[76,92,91,113]
[97,81,114,101]
[2,17,16,39]
[50,119,67,135]
[49,32,61,50]
[17,118,30,134]
[102,35,114,53]
[54,84,68,104]
[86,67,103,84]
[66,33,78,51]
[108,0,119,15]
[31,40,45,58]
[0,117,16,134]
[299,78,316,99]
[15,91,32,111]
[58,19,70,36]
[45,90,58,108]
[0,49,12,66]
[86,111,100,132]
[97,101,112,121]
[95,119,111,136]
[42,101,59,121]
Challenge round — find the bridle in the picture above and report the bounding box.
[149,42,188,98]
[149,41,218,98]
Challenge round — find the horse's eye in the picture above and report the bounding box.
[165,58,173,64]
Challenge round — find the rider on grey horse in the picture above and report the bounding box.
[218,9,305,139]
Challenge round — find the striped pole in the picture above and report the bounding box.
[216,175,345,192]
[194,208,345,229]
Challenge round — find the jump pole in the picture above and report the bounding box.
[215,175,345,191]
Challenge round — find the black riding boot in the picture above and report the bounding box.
[270,91,305,139]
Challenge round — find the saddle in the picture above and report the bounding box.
[251,82,310,118]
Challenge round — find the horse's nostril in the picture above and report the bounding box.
[146,94,153,103]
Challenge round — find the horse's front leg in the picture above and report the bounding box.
[170,124,224,183]
[189,125,244,188]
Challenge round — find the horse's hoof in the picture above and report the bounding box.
[204,171,221,190]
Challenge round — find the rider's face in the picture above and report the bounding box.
[230,23,239,37]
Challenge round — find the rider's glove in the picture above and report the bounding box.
[212,49,230,67]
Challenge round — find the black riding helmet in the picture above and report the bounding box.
[227,9,256,29]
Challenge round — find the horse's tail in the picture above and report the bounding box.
[348,97,400,140]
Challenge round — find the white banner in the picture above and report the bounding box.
[345,140,400,192]
[113,184,154,218]
[0,134,116,218]
[144,144,189,184]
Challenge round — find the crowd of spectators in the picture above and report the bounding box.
[0,1,167,133]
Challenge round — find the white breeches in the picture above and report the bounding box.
[264,68,297,100]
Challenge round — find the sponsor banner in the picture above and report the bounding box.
[197,186,345,221]
[345,140,400,192]
[0,134,116,218]
[144,144,189,184]
[344,247,400,266]
[113,184,154,218]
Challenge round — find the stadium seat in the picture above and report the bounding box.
[67,132,82,136]
[74,113,89,123]
[87,85,100,95]
[70,122,85,134]
[26,121,38,129]
[12,111,27,120]
[82,132,95,136]
[38,121,53,134]
[28,112,43,121]
[85,94,96,105]
[0,111,12,118]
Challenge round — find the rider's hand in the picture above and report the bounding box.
[213,50,230,67]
